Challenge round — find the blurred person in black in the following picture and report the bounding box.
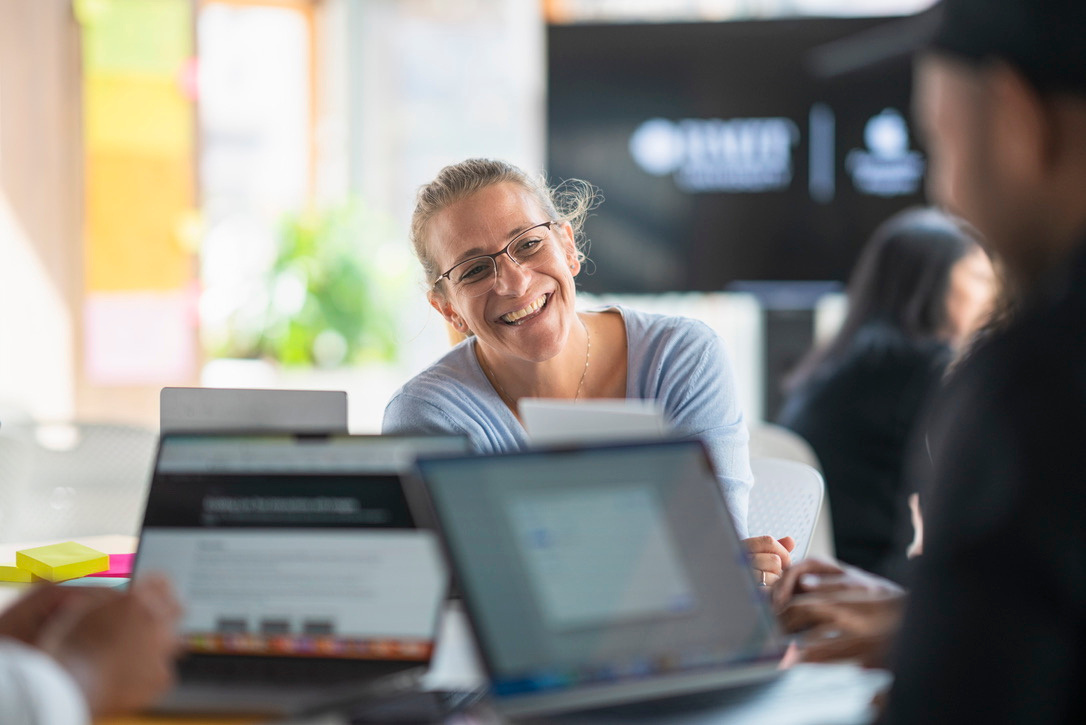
[777,207,994,582]
[775,0,1086,721]
[888,0,1086,720]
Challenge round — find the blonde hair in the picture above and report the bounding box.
[410,158,600,287]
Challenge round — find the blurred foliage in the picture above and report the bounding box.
[208,200,410,368]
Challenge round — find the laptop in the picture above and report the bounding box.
[160,387,348,433]
[518,398,667,446]
[413,439,785,721]
[133,432,467,716]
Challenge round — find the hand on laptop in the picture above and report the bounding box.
[36,574,183,716]
[743,535,795,586]
[772,558,905,668]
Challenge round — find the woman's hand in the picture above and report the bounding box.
[773,557,905,669]
[742,535,796,586]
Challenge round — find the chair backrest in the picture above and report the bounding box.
[747,457,825,560]
[748,421,821,470]
[748,423,836,559]
[0,422,157,542]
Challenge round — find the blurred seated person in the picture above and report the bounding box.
[772,255,1011,671]
[0,576,181,724]
[383,158,793,582]
[778,0,1086,717]
[777,208,994,581]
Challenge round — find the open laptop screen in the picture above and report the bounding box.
[416,440,782,714]
[135,433,465,663]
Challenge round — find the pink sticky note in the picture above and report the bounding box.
[86,553,134,578]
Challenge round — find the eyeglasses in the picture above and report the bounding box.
[432,221,556,298]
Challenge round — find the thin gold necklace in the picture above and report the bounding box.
[481,317,591,410]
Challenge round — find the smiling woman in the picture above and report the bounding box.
[382,158,793,579]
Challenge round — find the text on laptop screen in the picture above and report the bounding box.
[418,441,780,699]
[135,434,462,662]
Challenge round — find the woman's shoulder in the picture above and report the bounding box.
[389,340,483,403]
[614,305,720,354]
[604,306,727,395]
[594,304,716,342]
[383,340,493,436]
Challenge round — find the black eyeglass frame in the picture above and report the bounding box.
[431,221,556,293]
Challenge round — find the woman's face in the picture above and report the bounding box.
[943,246,996,347]
[425,182,581,363]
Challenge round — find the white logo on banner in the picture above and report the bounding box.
[630,117,799,193]
[846,109,925,196]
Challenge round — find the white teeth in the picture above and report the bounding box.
[501,295,547,323]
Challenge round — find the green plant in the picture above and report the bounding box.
[208,200,410,368]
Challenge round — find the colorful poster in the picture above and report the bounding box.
[79,0,197,385]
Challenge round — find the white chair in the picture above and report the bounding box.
[748,422,836,560]
[747,457,825,560]
[0,422,157,542]
[748,421,821,469]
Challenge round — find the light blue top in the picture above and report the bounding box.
[383,306,752,535]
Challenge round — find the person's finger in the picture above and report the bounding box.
[778,536,796,553]
[777,598,842,633]
[744,535,794,570]
[0,584,67,642]
[101,593,180,715]
[129,586,176,642]
[0,584,122,642]
[131,577,185,659]
[130,574,182,622]
[743,535,776,552]
[750,552,784,576]
[779,641,803,669]
[793,573,864,596]
[32,587,121,654]
[772,557,847,607]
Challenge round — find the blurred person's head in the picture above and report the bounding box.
[914,0,1086,293]
[787,207,993,391]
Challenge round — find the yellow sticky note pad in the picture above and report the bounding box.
[0,564,36,583]
[15,542,110,582]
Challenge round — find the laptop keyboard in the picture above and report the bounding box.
[347,688,486,723]
[178,655,408,686]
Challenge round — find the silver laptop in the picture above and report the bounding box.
[133,432,467,716]
[518,398,667,446]
[413,439,785,720]
[160,387,348,433]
